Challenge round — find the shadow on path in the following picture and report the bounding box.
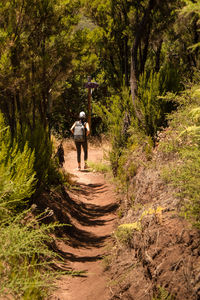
[53,247,103,263]
[35,184,118,250]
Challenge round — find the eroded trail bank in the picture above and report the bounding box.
[50,141,118,300]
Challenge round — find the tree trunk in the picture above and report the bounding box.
[155,39,163,72]
[193,16,199,68]
[31,61,36,129]
[2,93,12,133]
[141,25,151,74]
[130,52,138,110]
[15,90,23,131]
[124,36,129,86]
[10,94,16,138]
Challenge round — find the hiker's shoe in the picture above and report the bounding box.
[84,164,88,169]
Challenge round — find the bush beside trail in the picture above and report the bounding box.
[0,113,68,299]
[105,87,200,300]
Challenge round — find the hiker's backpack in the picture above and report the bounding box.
[73,121,86,142]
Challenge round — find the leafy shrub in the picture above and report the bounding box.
[88,161,111,173]
[137,71,163,138]
[0,112,66,298]
[93,85,134,176]
[114,126,153,194]
[15,121,63,188]
[115,151,137,191]
[0,209,62,299]
[114,223,141,246]
[136,69,178,139]
[159,87,200,227]
[0,113,36,214]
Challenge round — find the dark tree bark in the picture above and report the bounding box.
[1,92,13,134]
[10,94,16,138]
[15,90,23,133]
[31,61,36,129]
[124,36,129,86]
[155,39,163,72]
[192,16,199,67]
[141,24,151,74]
[122,0,130,86]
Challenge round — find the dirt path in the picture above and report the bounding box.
[52,141,118,300]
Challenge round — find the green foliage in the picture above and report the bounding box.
[115,150,137,190]
[159,63,183,94]
[137,71,162,137]
[0,0,83,191]
[137,69,179,139]
[114,126,153,192]
[88,161,111,173]
[159,87,200,227]
[114,222,141,246]
[181,0,200,15]
[165,0,200,78]
[81,0,128,88]
[22,124,52,187]
[0,0,81,134]
[0,112,66,298]
[0,113,36,214]
[51,75,89,138]
[180,0,200,32]
[93,85,134,175]
[0,209,63,299]
[15,121,63,188]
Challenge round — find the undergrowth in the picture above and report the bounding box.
[114,207,163,246]
[0,209,64,299]
[159,86,200,227]
[0,112,71,298]
[0,113,36,214]
[111,85,200,227]
[88,160,111,173]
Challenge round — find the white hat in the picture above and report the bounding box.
[79,111,86,119]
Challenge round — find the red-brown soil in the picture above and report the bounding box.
[37,138,200,300]
[48,140,118,300]
[105,144,200,300]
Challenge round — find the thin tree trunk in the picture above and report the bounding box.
[130,52,138,110]
[2,93,12,132]
[31,61,36,129]
[124,36,129,86]
[155,39,163,72]
[32,95,36,129]
[15,90,23,131]
[193,16,199,67]
[141,25,151,74]
[41,32,47,128]
[10,94,16,138]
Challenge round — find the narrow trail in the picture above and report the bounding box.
[52,141,118,300]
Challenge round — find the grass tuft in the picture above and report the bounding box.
[87,161,111,173]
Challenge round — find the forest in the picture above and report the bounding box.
[0,0,200,299]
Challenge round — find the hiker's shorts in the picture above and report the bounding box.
[75,140,88,163]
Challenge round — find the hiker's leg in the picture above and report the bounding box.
[82,141,88,168]
[75,142,81,169]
